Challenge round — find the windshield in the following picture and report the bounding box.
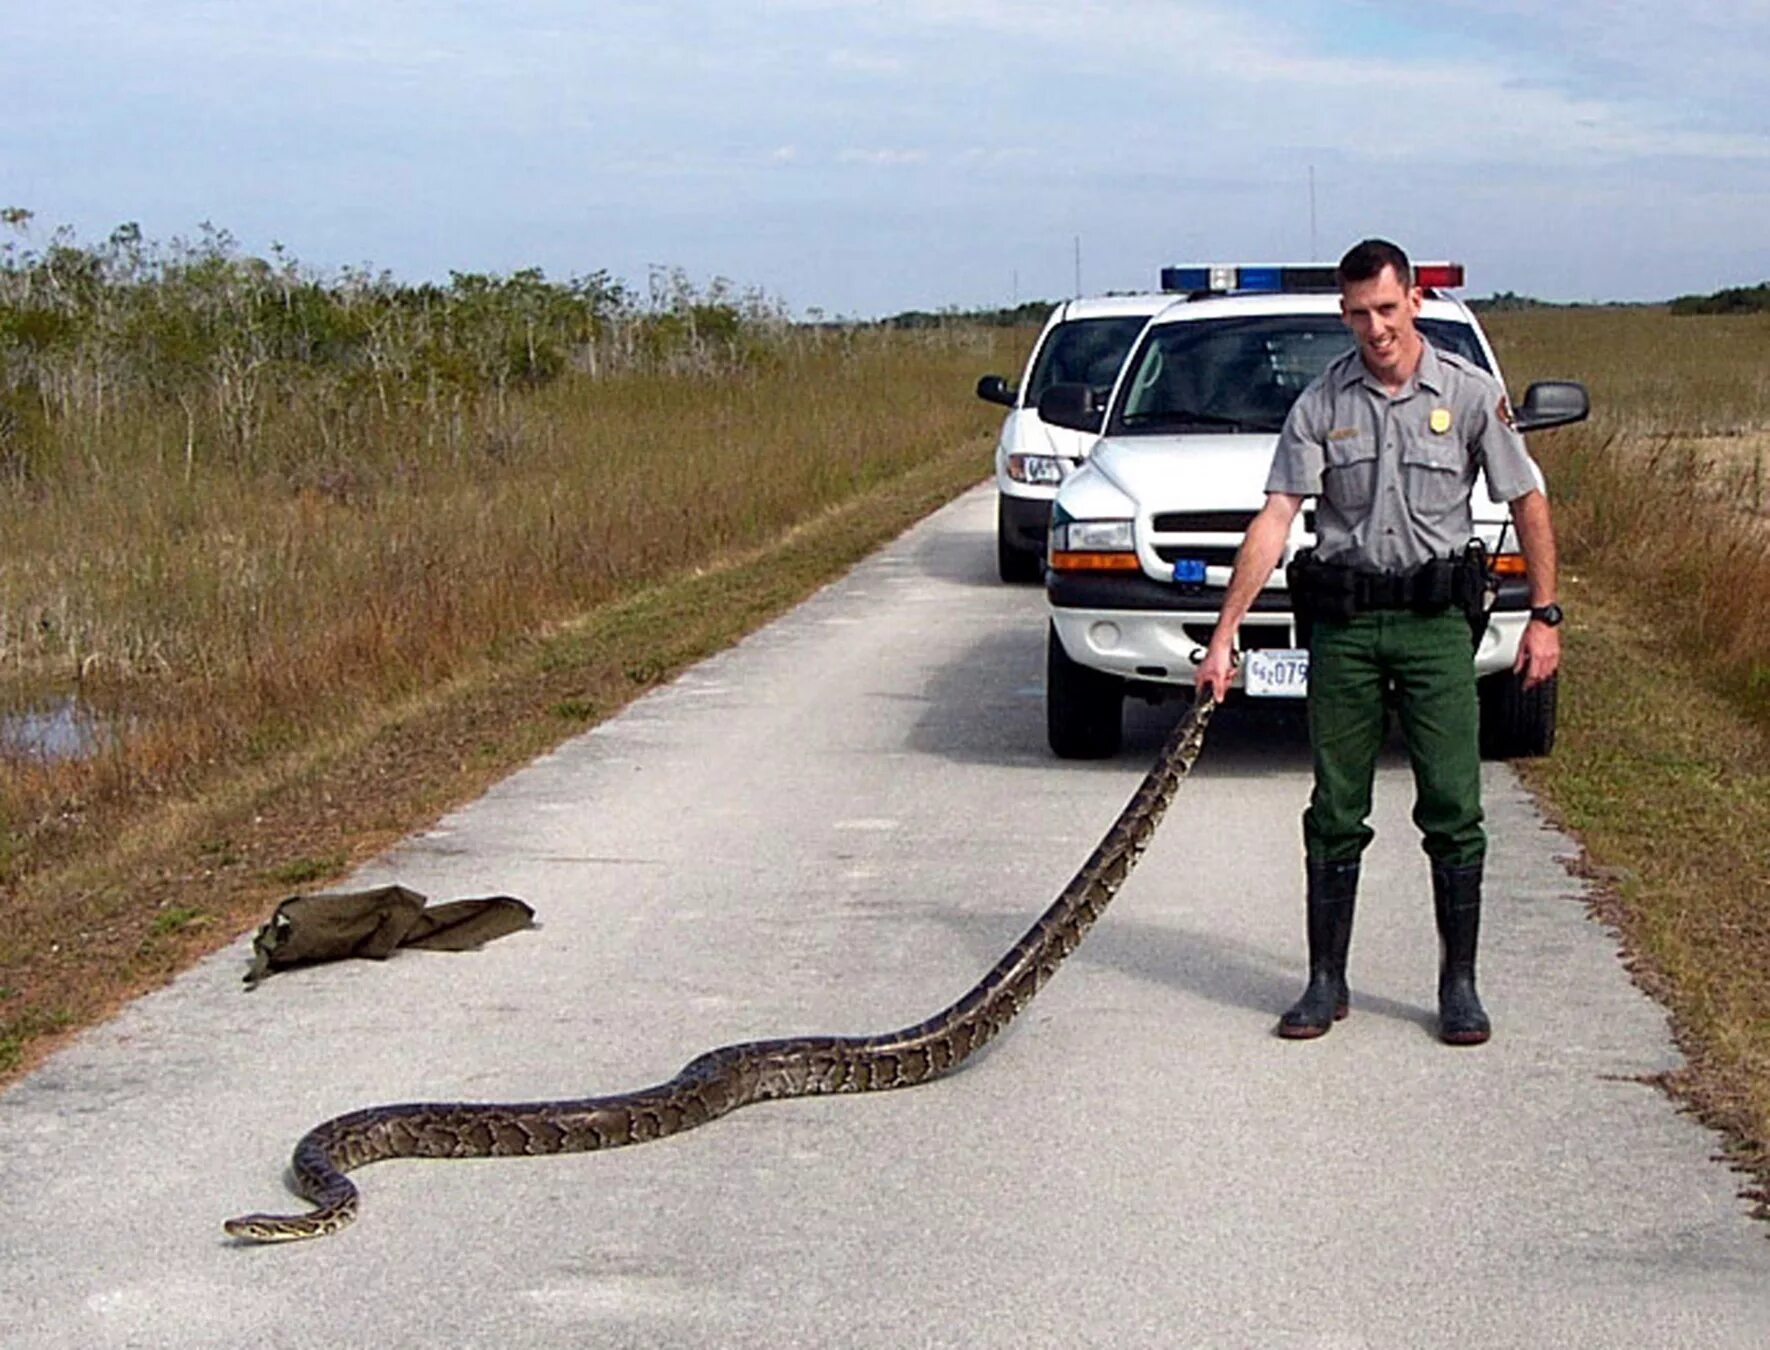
[1024,316,1150,405]
[1109,315,1489,435]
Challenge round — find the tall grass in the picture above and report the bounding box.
[1487,306,1770,1209]
[0,218,1019,889]
[1484,308,1770,726]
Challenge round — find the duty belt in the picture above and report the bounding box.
[1351,569,1427,610]
[1286,546,1488,622]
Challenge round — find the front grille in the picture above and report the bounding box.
[1151,510,1256,533]
[1153,544,1241,567]
[1150,508,1319,533]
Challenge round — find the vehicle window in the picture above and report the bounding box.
[1110,315,1489,434]
[1025,317,1150,404]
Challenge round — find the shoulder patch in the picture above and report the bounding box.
[1496,395,1516,429]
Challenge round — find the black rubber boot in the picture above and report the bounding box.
[1433,860,1492,1046]
[1277,859,1359,1040]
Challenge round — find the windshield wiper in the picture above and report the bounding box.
[1119,410,1256,432]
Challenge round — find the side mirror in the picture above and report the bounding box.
[975,374,1016,408]
[1036,382,1104,434]
[1513,380,1589,434]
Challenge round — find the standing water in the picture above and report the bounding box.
[0,696,115,761]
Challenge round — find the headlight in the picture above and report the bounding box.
[1054,519,1134,552]
[1048,518,1141,572]
[1006,453,1066,485]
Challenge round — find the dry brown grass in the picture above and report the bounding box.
[1484,307,1770,726]
[0,323,1028,1077]
[0,327,1013,879]
[1486,306,1770,1219]
[0,433,1004,1082]
[1518,589,1770,1219]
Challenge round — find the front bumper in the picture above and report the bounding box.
[998,490,1056,553]
[1049,583,1532,689]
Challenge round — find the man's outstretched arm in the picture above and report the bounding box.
[1197,492,1306,702]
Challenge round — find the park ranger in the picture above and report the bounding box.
[1196,238,1563,1046]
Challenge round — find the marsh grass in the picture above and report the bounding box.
[0,325,1013,883]
[0,283,1022,1077]
[1518,589,1770,1217]
[0,412,1005,1079]
[0,224,1026,1066]
[1484,308,1770,725]
[1486,307,1770,1217]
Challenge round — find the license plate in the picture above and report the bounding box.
[1172,559,1207,585]
[1243,648,1309,697]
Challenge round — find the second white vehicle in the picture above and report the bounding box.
[976,294,1173,582]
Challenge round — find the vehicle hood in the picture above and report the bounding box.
[1087,433,1278,509]
[1004,408,1098,460]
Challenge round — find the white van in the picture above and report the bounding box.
[975,294,1174,581]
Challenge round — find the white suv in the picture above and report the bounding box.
[1038,263,1589,760]
[976,294,1173,582]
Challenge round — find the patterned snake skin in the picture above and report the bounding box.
[225,696,1214,1242]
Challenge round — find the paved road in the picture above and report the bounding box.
[2,486,1765,1349]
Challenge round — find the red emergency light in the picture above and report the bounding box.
[1414,263,1465,289]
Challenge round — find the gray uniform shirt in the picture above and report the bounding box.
[1265,341,1542,572]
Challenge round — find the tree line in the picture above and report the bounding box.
[1668,281,1770,316]
[0,210,786,482]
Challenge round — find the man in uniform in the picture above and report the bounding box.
[1196,239,1563,1046]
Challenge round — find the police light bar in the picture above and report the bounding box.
[1161,264,1337,293]
[1161,262,1465,293]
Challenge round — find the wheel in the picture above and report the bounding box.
[1478,670,1557,759]
[1047,622,1124,758]
[997,497,1043,584]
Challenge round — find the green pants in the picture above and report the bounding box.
[1303,610,1484,868]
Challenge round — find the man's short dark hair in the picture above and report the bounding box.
[1337,239,1412,288]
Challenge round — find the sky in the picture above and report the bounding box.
[3,0,1767,317]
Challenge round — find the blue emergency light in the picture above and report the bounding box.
[1172,559,1207,585]
[1160,262,1465,294]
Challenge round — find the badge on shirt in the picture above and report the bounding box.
[1429,407,1453,434]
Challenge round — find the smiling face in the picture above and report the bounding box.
[1340,263,1425,389]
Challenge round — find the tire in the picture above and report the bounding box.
[1478,670,1557,759]
[997,499,1042,584]
[1047,622,1124,758]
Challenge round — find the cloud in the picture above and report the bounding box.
[837,148,929,166]
[783,0,1770,166]
[4,0,1766,313]
[1409,0,1770,110]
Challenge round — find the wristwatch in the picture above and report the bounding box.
[1528,603,1565,627]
